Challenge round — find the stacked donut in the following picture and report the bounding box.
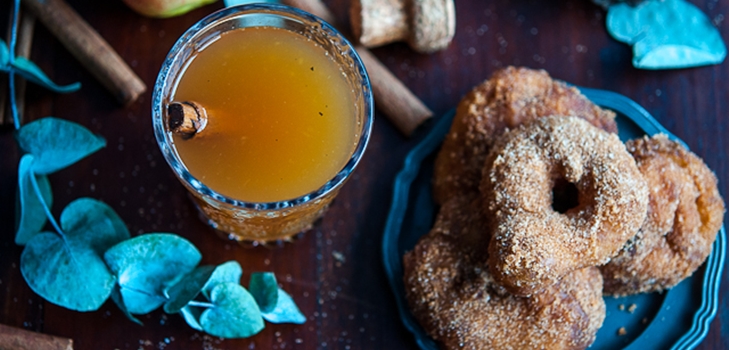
[403,67,725,350]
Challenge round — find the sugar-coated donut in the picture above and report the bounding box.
[433,67,617,205]
[481,116,648,296]
[600,135,725,296]
[403,196,606,350]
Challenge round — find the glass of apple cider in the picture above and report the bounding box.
[152,4,373,244]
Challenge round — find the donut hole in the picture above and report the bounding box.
[552,178,580,214]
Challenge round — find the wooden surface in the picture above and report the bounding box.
[0,0,727,349]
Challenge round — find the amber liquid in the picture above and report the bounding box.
[172,27,357,202]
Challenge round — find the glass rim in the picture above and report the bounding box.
[152,3,374,211]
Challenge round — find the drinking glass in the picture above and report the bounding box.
[152,4,373,243]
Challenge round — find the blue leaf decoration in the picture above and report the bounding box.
[104,233,202,314]
[0,39,80,93]
[163,265,216,314]
[16,155,52,245]
[261,289,306,324]
[15,117,106,175]
[0,40,8,67]
[201,260,243,299]
[20,198,131,311]
[249,272,278,313]
[180,305,203,331]
[21,231,116,311]
[200,282,265,338]
[607,0,727,69]
[60,198,130,254]
[111,284,143,325]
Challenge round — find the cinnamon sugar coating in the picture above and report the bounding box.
[601,135,725,296]
[433,67,617,204]
[481,116,648,296]
[403,196,605,350]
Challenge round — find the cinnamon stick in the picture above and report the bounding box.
[14,11,36,125]
[167,101,208,138]
[21,0,146,106]
[281,0,433,136]
[0,8,35,126]
[351,0,455,53]
[0,324,73,350]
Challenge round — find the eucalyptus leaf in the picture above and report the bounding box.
[201,261,242,299]
[12,57,81,93]
[16,155,52,245]
[60,198,129,254]
[20,197,133,311]
[249,272,278,313]
[21,232,115,311]
[0,39,8,67]
[16,117,106,175]
[0,39,80,93]
[111,284,143,325]
[200,282,264,338]
[163,265,216,314]
[607,0,726,69]
[261,289,306,324]
[104,233,201,314]
[180,305,203,331]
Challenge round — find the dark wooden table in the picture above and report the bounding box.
[1,0,727,349]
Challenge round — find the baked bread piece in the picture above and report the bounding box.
[403,195,606,350]
[480,116,648,296]
[601,134,725,296]
[433,66,617,204]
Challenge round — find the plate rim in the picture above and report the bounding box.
[382,87,726,350]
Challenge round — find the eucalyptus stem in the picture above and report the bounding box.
[9,0,21,129]
[29,172,64,236]
[120,285,168,302]
[187,300,215,308]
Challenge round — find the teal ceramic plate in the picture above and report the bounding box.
[382,88,725,350]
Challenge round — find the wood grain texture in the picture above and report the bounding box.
[0,0,726,349]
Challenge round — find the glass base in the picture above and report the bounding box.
[188,188,338,243]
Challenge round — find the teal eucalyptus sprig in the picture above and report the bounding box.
[604,0,726,69]
[5,0,303,339]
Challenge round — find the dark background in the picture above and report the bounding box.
[0,0,727,349]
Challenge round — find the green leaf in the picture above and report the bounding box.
[21,232,115,311]
[163,265,216,314]
[607,0,727,69]
[16,117,105,175]
[180,305,203,331]
[60,198,129,254]
[200,283,264,338]
[249,272,278,313]
[152,0,217,18]
[16,155,52,245]
[20,198,131,311]
[104,233,201,314]
[202,261,243,299]
[111,284,143,325]
[261,289,306,324]
[0,39,80,93]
